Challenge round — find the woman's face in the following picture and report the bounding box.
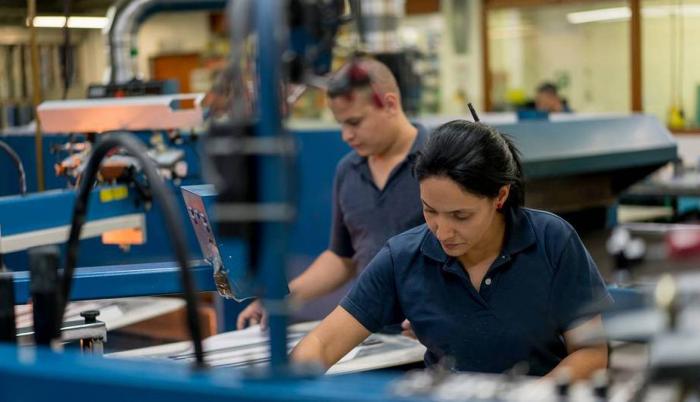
[420,176,507,258]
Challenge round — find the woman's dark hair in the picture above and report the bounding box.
[414,119,525,210]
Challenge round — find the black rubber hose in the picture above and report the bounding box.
[0,140,27,195]
[58,133,205,367]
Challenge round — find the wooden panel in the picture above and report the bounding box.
[151,53,201,93]
[209,12,226,35]
[630,0,642,112]
[406,0,440,14]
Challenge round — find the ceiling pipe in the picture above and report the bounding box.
[105,0,226,84]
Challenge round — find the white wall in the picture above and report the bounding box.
[580,21,630,112]
[79,29,107,87]
[675,133,700,167]
[135,11,212,81]
[438,0,485,114]
[643,1,700,125]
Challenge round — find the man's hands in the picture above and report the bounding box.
[236,251,356,331]
[401,319,416,339]
[238,302,418,342]
[237,299,268,330]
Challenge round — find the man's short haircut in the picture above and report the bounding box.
[537,82,559,96]
[327,57,401,102]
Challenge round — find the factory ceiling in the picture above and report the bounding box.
[0,0,115,27]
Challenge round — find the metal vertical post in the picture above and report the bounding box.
[255,0,291,371]
[27,0,45,191]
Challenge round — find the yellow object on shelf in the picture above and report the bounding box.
[667,105,686,130]
[505,88,527,106]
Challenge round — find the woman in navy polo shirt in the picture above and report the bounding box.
[292,120,612,379]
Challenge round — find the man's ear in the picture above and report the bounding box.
[382,92,401,114]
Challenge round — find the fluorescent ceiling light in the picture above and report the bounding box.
[567,7,630,24]
[67,17,107,29]
[568,5,700,24]
[30,16,66,28]
[30,16,107,29]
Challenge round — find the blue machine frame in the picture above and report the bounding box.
[11,260,218,304]
[0,343,431,402]
[0,185,237,304]
[0,185,143,252]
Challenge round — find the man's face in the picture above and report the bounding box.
[329,92,392,157]
[535,92,561,113]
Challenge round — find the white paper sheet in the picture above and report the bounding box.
[109,321,426,375]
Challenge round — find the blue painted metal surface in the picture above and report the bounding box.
[0,132,204,269]
[490,115,677,179]
[11,260,221,304]
[418,115,677,179]
[606,286,649,313]
[0,186,140,236]
[1,186,204,270]
[254,0,291,370]
[0,343,429,402]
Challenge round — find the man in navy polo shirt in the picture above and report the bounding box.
[292,120,612,379]
[237,57,428,330]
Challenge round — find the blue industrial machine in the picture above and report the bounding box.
[0,109,209,297]
[493,114,676,230]
[0,186,144,255]
[0,91,208,270]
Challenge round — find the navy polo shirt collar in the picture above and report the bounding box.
[420,207,536,263]
[349,123,428,167]
[502,206,537,255]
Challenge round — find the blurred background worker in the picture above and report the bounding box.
[535,82,571,113]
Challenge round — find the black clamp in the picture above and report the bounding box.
[80,310,100,324]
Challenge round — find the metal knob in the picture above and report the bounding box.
[80,310,100,324]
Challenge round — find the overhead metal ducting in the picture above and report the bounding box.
[105,0,226,84]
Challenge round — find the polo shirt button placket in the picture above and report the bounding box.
[484,278,492,286]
